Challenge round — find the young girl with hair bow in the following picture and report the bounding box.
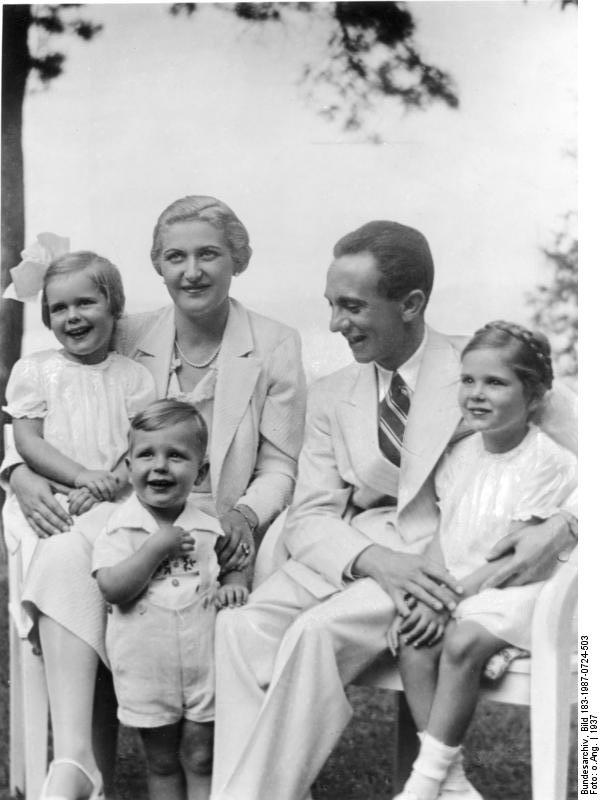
[3,239,156,799]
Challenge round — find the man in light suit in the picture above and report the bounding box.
[212,221,577,800]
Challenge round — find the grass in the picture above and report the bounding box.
[0,553,578,800]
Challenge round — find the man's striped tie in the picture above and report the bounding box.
[378,372,410,467]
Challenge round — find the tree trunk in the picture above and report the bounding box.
[1,4,31,463]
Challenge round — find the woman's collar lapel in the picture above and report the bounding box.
[219,297,254,358]
[130,306,176,397]
[211,298,261,494]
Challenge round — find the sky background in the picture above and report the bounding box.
[18,0,577,381]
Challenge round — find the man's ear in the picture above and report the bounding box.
[195,462,210,486]
[399,289,427,322]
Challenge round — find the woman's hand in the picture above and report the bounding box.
[75,469,119,501]
[216,509,255,571]
[9,463,72,537]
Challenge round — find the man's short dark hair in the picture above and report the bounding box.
[333,220,434,305]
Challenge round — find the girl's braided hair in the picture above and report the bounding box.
[462,320,554,400]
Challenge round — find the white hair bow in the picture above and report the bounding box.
[3,233,70,303]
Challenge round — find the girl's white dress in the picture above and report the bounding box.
[435,425,577,649]
[2,349,156,654]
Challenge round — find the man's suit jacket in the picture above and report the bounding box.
[114,298,307,526]
[282,327,577,597]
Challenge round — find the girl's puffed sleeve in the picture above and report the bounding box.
[125,361,157,419]
[2,356,47,419]
[512,435,577,522]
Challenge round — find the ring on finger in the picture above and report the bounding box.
[240,542,251,557]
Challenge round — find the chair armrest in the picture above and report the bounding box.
[530,548,577,658]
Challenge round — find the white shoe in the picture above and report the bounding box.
[39,758,104,800]
[439,755,483,800]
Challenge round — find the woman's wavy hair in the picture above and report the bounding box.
[150,195,252,276]
[41,251,125,329]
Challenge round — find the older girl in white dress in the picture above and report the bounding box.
[3,249,155,799]
[387,321,577,800]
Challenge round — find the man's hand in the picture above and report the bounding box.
[10,464,72,537]
[481,515,575,590]
[216,509,255,571]
[353,544,462,616]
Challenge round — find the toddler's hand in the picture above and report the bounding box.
[75,469,118,501]
[215,583,249,610]
[174,529,195,558]
[67,487,99,516]
[400,600,448,649]
[153,525,195,559]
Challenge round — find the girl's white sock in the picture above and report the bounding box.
[403,732,460,800]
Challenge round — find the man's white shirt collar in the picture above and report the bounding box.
[375,327,428,401]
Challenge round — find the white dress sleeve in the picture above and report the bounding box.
[512,437,577,522]
[3,355,47,419]
[124,360,157,419]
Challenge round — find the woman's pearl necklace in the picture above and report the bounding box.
[175,338,221,369]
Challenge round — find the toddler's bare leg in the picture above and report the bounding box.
[140,723,185,800]
[92,660,118,797]
[180,720,214,800]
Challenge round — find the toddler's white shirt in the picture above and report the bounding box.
[92,493,223,609]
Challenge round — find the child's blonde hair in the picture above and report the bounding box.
[462,320,553,402]
[41,251,125,328]
[128,399,208,462]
